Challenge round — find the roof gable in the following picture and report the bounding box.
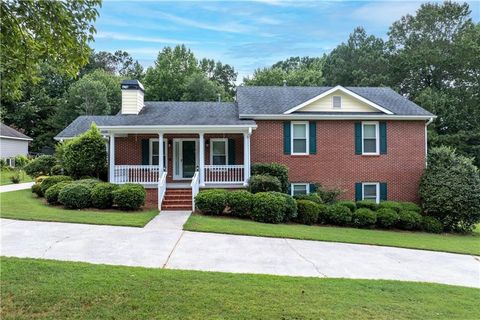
[0,123,33,141]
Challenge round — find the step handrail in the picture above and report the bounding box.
[190,171,200,210]
[158,171,168,210]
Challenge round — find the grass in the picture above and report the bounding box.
[0,189,157,227]
[0,169,32,185]
[1,257,479,320]
[184,214,480,255]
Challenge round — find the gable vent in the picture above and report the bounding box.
[332,95,342,108]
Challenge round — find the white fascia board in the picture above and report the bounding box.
[239,114,436,121]
[98,124,257,134]
[0,135,33,141]
[283,85,394,115]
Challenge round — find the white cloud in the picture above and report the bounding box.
[95,31,195,44]
[351,1,423,25]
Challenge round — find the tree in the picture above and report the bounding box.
[199,58,237,98]
[181,73,228,102]
[80,50,144,79]
[323,27,390,86]
[0,0,101,101]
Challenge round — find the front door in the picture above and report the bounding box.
[173,139,197,180]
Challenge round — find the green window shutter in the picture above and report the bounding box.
[380,182,387,201]
[287,184,292,195]
[309,121,317,154]
[355,122,362,155]
[141,139,149,165]
[380,122,387,154]
[228,139,235,165]
[355,183,362,201]
[283,121,291,154]
[309,183,317,194]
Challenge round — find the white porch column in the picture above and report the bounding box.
[243,131,251,186]
[199,133,205,186]
[158,132,164,172]
[109,133,115,183]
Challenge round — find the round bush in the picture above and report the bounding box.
[352,208,377,228]
[294,193,323,204]
[251,163,289,193]
[295,200,319,225]
[316,203,329,224]
[400,202,422,214]
[45,182,71,204]
[112,184,146,210]
[248,174,281,194]
[325,204,352,225]
[376,208,398,228]
[24,155,56,177]
[91,183,118,209]
[421,216,444,233]
[356,200,378,211]
[378,201,403,213]
[72,178,101,188]
[40,175,73,194]
[397,210,422,230]
[226,190,253,217]
[35,175,48,184]
[195,189,228,215]
[251,192,287,224]
[337,200,356,212]
[31,183,43,197]
[58,184,92,209]
[50,164,64,175]
[270,191,297,222]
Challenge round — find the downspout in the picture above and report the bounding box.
[425,117,434,168]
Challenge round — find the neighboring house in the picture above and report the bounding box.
[56,80,435,210]
[0,122,33,166]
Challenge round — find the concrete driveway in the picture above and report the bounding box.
[1,212,479,288]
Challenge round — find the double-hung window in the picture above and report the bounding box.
[291,183,309,196]
[362,122,379,155]
[291,122,309,155]
[150,139,167,170]
[362,182,379,203]
[211,139,228,165]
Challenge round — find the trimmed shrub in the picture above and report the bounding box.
[45,182,71,204]
[295,200,319,225]
[251,163,289,193]
[356,200,378,211]
[50,164,64,175]
[112,184,146,210]
[294,193,323,204]
[378,201,403,213]
[251,192,287,224]
[421,216,444,234]
[31,183,43,197]
[248,174,281,194]
[40,175,73,194]
[24,155,56,177]
[35,175,48,184]
[195,189,228,215]
[317,204,329,224]
[270,191,297,221]
[325,204,352,225]
[58,184,92,209]
[337,200,356,212]
[397,210,422,230]
[376,208,398,228]
[352,208,377,228]
[315,184,345,204]
[91,183,118,209]
[420,146,480,232]
[400,202,421,214]
[72,178,101,188]
[226,190,253,217]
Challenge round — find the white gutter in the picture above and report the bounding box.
[239,114,436,121]
[0,135,33,141]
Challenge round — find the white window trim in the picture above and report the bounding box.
[290,183,310,196]
[149,138,168,170]
[210,138,229,165]
[362,182,380,203]
[332,95,342,108]
[361,121,380,155]
[291,121,309,155]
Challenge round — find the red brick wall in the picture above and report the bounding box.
[250,120,426,202]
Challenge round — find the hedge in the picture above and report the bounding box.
[325,204,352,225]
[91,183,118,209]
[251,192,287,224]
[251,163,289,193]
[337,200,356,212]
[294,193,323,204]
[45,182,71,204]
[295,200,319,225]
[376,208,398,228]
[226,190,252,217]
[352,208,377,228]
[195,189,228,215]
[378,201,403,213]
[112,184,146,210]
[40,175,73,194]
[248,174,282,193]
[58,184,92,209]
[356,200,378,211]
[397,210,422,230]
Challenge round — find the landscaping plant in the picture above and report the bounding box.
[251,163,289,193]
[376,208,398,228]
[270,192,297,221]
[378,201,403,213]
[24,155,56,177]
[397,210,422,230]
[295,200,319,225]
[356,200,378,211]
[91,183,118,209]
[113,184,146,210]
[195,189,228,215]
[251,192,286,224]
[40,175,73,194]
[325,204,352,225]
[45,182,71,204]
[226,190,252,217]
[315,184,345,204]
[337,200,356,212]
[294,193,323,204]
[421,216,444,234]
[248,174,282,193]
[58,184,92,209]
[352,208,377,228]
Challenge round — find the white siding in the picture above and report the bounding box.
[299,91,379,113]
[0,138,29,158]
[121,90,144,114]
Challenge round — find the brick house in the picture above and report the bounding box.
[56,80,435,210]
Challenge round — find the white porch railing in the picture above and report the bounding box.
[158,171,167,209]
[204,165,244,184]
[191,171,200,209]
[113,165,160,184]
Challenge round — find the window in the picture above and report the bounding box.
[150,139,167,170]
[291,183,309,196]
[291,122,309,155]
[332,95,342,108]
[362,122,379,155]
[362,183,379,203]
[210,139,228,165]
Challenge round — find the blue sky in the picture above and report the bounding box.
[92,0,479,81]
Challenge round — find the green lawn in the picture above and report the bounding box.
[1,257,478,320]
[184,214,480,255]
[0,169,32,185]
[0,189,158,227]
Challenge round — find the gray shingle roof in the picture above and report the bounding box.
[236,86,434,116]
[55,102,255,138]
[0,123,32,140]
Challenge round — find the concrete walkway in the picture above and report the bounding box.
[1,212,479,288]
[0,182,34,193]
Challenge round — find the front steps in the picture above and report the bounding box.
[161,188,192,211]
